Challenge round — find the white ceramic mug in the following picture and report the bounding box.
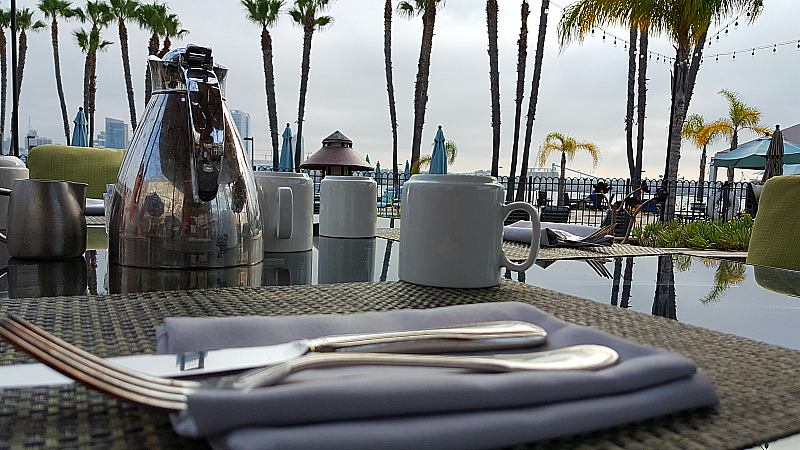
[399,174,540,288]
[255,172,314,252]
[319,176,377,238]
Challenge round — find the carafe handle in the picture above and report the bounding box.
[0,188,9,243]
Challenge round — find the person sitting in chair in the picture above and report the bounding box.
[587,181,611,210]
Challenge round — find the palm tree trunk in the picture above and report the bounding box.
[727,130,738,181]
[653,255,677,320]
[515,0,549,201]
[144,33,159,107]
[384,0,399,195]
[83,54,91,114]
[158,35,171,58]
[611,257,622,306]
[505,0,529,203]
[697,144,707,201]
[625,25,637,180]
[634,27,648,187]
[119,20,137,130]
[89,50,98,147]
[557,150,566,206]
[663,45,691,221]
[409,0,437,169]
[262,27,279,171]
[16,30,27,106]
[51,18,70,144]
[1,28,8,151]
[295,13,315,171]
[620,257,633,308]
[487,0,500,178]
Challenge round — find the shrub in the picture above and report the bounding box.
[628,216,752,251]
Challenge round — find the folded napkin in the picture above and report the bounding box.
[504,221,614,247]
[157,302,717,450]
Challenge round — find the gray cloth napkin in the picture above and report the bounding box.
[156,302,717,450]
[504,221,613,247]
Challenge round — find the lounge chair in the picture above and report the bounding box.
[26,144,124,199]
[746,175,800,271]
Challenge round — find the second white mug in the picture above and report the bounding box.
[255,171,314,252]
[319,176,377,238]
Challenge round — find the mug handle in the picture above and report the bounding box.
[499,202,540,272]
[277,187,293,239]
[0,188,10,243]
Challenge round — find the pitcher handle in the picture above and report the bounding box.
[499,202,540,272]
[277,187,293,239]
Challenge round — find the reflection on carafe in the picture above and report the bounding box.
[262,251,313,286]
[7,257,88,298]
[107,263,263,294]
[317,237,375,284]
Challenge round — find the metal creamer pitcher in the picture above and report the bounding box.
[108,45,262,268]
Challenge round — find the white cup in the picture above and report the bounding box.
[255,172,314,252]
[0,156,28,231]
[319,176,377,238]
[399,174,540,288]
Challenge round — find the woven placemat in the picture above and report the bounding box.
[375,227,674,261]
[86,215,105,226]
[0,281,798,449]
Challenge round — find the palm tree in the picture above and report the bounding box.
[633,25,648,188]
[398,0,443,170]
[486,0,500,177]
[289,0,333,171]
[537,132,599,207]
[682,114,721,202]
[514,0,549,201]
[505,0,529,203]
[383,0,399,197]
[75,1,113,147]
[39,0,80,145]
[411,139,457,174]
[14,8,46,107]
[0,10,10,151]
[625,24,636,180]
[242,0,283,171]
[108,0,140,130]
[137,2,167,106]
[702,89,769,182]
[558,0,764,220]
[156,11,186,57]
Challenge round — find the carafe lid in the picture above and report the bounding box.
[0,155,26,168]
[149,44,228,95]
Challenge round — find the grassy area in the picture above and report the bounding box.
[628,216,753,251]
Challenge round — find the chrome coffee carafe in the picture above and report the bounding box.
[109,45,262,268]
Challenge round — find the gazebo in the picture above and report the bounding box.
[299,131,372,176]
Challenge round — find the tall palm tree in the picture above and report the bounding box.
[537,131,599,207]
[0,10,10,151]
[137,2,167,106]
[242,0,283,171]
[75,1,113,147]
[398,0,443,169]
[633,25,648,188]
[39,0,80,145]
[289,0,333,171]
[558,0,763,220]
[682,114,721,202]
[486,0,500,177]
[156,11,186,57]
[702,89,769,181]
[505,0,529,203]
[383,0,399,196]
[108,0,140,130]
[14,8,46,107]
[625,24,636,179]
[514,0,548,201]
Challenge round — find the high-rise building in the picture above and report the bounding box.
[229,109,251,153]
[104,117,129,150]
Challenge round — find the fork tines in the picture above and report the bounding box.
[0,314,197,411]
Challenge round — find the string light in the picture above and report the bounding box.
[734,20,739,30]
[732,51,735,60]
[591,28,594,37]
[602,32,605,42]
[613,37,617,46]
[773,44,777,54]
[751,48,755,57]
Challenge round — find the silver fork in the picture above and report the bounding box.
[0,315,618,410]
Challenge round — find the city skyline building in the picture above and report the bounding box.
[230,109,251,154]
[104,117,129,150]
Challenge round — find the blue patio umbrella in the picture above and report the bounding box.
[784,164,800,175]
[71,108,88,147]
[365,154,370,164]
[711,135,800,169]
[429,125,448,174]
[375,161,381,173]
[404,160,410,175]
[278,123,294,172]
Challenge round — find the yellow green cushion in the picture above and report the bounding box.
[746,175,800,271]
[27,145,124,199]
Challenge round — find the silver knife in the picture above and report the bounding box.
[0,321,547,389]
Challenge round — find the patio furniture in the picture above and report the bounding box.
[540,205,570,223]
[26,145,124,199]
[747,174,800,271]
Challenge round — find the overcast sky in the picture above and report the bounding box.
[11,0,800,180]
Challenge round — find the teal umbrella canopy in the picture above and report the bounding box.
[71,108,88,147]
[404,160,410,175]
[429,125,448,174]
[365,154,370,164]
[279,123,294,172]
[783,164,800,175]
[711,135,800,169]
[375,161,381,173]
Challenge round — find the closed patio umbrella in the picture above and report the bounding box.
[429,125,447,174]
[762,125,784,182]
[404,160,410,176]
[375,161,381,173]
[71,108,88,147]
[279,124,294,172]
